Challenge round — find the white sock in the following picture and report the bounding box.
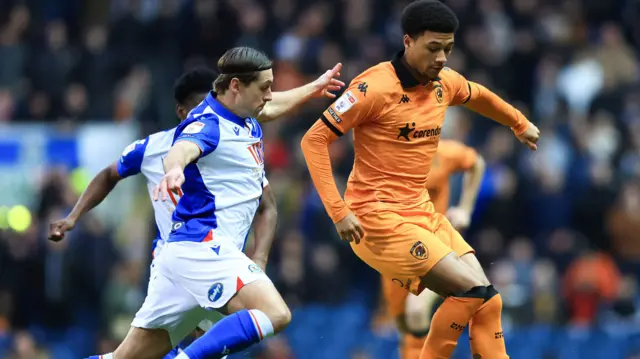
[248,309,275,339]
[101,354,114,359]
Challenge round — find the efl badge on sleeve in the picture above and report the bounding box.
[334,90,357,114]
[183,121,205,134]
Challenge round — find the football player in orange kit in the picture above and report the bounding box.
[300,1,539,358]
[382,140,486,359]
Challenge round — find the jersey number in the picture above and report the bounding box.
[247,142,265,165]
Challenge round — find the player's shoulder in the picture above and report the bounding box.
[437,67,465,85]
[178,113,221,138]
[349,62,401,98]
[121,136,149,158]
[144,127,176,152]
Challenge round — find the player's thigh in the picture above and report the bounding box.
[131,264,202,350]
[419,251,486,296]
[381,275,410,319]
[460,252,490,285]
[114,327,172,359]
[434,218,490,286]
[352,211,455,295]
[161,241,290,331]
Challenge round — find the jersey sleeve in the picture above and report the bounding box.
[320,79,385,136]
[116,137,150,178]
[440,67,472,106]
[174,116,221,158]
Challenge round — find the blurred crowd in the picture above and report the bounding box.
[1,0,640,358]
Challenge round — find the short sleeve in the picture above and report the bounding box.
[320,79,384,136]
[116,137,149,178]
[440,67,472,106]
[174,115,221,158]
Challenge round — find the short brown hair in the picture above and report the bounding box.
[213,47,272,93]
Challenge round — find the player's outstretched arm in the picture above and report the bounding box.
[462,82,539,150]
[445,70,540,150]
[257,63,345,123]
[447,153,485,230]
[48,163,122,242]
[250,183,278,271]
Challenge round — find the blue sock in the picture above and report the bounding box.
[177,309,274,359]
[162,347,181,359]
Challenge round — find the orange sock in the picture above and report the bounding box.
[419,286,486,359]
[469,286,509,358]
[401,333,426,359]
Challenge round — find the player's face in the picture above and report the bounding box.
[404,31,454,80]
[238,69,273,118]
[175,93,208,121]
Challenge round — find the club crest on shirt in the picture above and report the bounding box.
[434,83,444,104]
[410,241,429,260]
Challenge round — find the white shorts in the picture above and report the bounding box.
[148,244,216,336]
[132,239,271,347]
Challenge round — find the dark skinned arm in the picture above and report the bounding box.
[48,162,122,241]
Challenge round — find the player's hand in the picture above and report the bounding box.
[311,63,345,99]
[446,207,471,231]
[335,212,365,244]
[516,121,540,151]
[48,217,76,242]
[153,167,185,202]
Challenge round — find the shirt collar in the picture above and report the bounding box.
[204,91,247,127]
[390,50,440,88]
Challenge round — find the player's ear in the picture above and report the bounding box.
[403,34,412,49]
[176,104,184,120]
[229,77,242,94]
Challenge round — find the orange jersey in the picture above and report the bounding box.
[427,140,478,214]
[301,51,528,223]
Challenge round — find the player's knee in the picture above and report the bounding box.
[263,303,291,333]
[484,285,502,309]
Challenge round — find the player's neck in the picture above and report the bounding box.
[216,93,250,119]
[400,55,433,85]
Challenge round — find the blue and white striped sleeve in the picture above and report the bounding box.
[116,137,149,178]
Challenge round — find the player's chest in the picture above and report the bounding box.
[213,135,264,168]
[376,87,447,143]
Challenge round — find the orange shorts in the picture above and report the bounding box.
[351,201,474,297]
